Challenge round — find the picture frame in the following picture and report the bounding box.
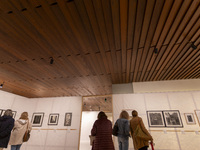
[0,109,3,116]
[64,113,72,126]
[12,111,17,118]
[147,111,165,127]
[163,110,183,128]
[184,113,196,125]
[48,113,59,125]
[194,110,200,126]
[31,112,44,127]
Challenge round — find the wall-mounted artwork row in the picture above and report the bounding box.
[31,112,72,127]
[0,109,17,118]
[147,110,183,128]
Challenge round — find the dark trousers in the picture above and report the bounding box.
[139,146,148,150]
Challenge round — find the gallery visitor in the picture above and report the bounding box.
[113,110,130,150]
[9,112,32,150]
[91,111,114,150]
[130,110,153,150]
[0,109,15,150]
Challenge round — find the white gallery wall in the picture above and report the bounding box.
[113,79,200,150]
[0,90,82,150]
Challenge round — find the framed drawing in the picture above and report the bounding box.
[48,113,59,125]
[1,110,5,116]
[12,111,17,118]
[147,111,165,127]
[0,109,3,116]
[163,110,183,127]
[194,110,200,126]
[184,113,196,125]
[64,113,72,126]
[31,113,44,127]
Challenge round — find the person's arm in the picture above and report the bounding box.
[125,120,130,136]
[91,121,97,136]
[28,122,32,132]
[140,118,153,142]
[130,120,133,136]
[0,119,14,138]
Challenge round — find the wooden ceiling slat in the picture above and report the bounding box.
[186,68,200,79]
[163,0,193,45]
[74,0,99,53]
[127,0,137,50]
[82,0,110,74]
[110,0,121,50]
[92,0,110,51]
[139,0,165,81]
[139,0,155,48]
[169,45,200,80]
[151,0,174,47]
[154,18,200,80]
[120,0,128,76]
[131,0,146,82]
[126,49,132,83]
[162,35,200,80]
[116,50,122,83]
[106,51,116,83]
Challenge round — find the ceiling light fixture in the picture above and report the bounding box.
[0,82,4,88]
[50,57,54,64]
[154,48,158,54]
[191,43,197,50]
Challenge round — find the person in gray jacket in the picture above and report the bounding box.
[114,110,130,150]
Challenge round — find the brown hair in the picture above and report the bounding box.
[20,112,28,120]
[97,111,107,120]
[4,109,13,117]
[132,110,138,117]
[119,110,129,119]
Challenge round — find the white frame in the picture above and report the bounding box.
[48,113,59,125]
[194,110,200,126]
[31,112,44,127]
[163,110,183,128]
[147,111,165,127]
[184,113,196,125]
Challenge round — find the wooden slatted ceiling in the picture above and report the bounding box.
[0,0,199,98]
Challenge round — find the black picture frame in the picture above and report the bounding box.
[31,112,44,127]
[163,110,183,128]
[12,111,17,119]
[48,113,59,125]
[147,111,165,127]
[64,113,72,126]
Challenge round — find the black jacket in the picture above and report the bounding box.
[0,116,15,148]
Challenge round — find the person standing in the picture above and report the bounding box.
[91,111,114,150]
[130,110,153,150]
[0,109,15,150]
[9,112,32,150]
[114,110,130,150]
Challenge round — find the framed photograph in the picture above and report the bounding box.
[184,113,196,125]
[12,111,17,118]
[48,113,59,125]
[194,110,200,126]
[147,111,165,127]
[0,109,3,116]
[31,113,44,127]
[64,113,72,126]
[163,110,183,127]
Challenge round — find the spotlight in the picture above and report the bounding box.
[0,82,4,88]
[154,48,158,54]
[191,43,197,50]
[50,57,54,64]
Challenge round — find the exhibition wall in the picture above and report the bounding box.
[113,91,200,150]
[0,90,82,150]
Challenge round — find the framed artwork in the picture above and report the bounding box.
[48,113,59,125]
[31,113,44,127]
[1,110,5,116]
[163,110,183,127]
[12,111,17,118]
[0,109,3,116]
[64,113,72,126]
[184,113,196,125]
[147,111,165,127]
[194,110,200,126]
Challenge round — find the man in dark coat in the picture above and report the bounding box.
[0,109,15,150]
